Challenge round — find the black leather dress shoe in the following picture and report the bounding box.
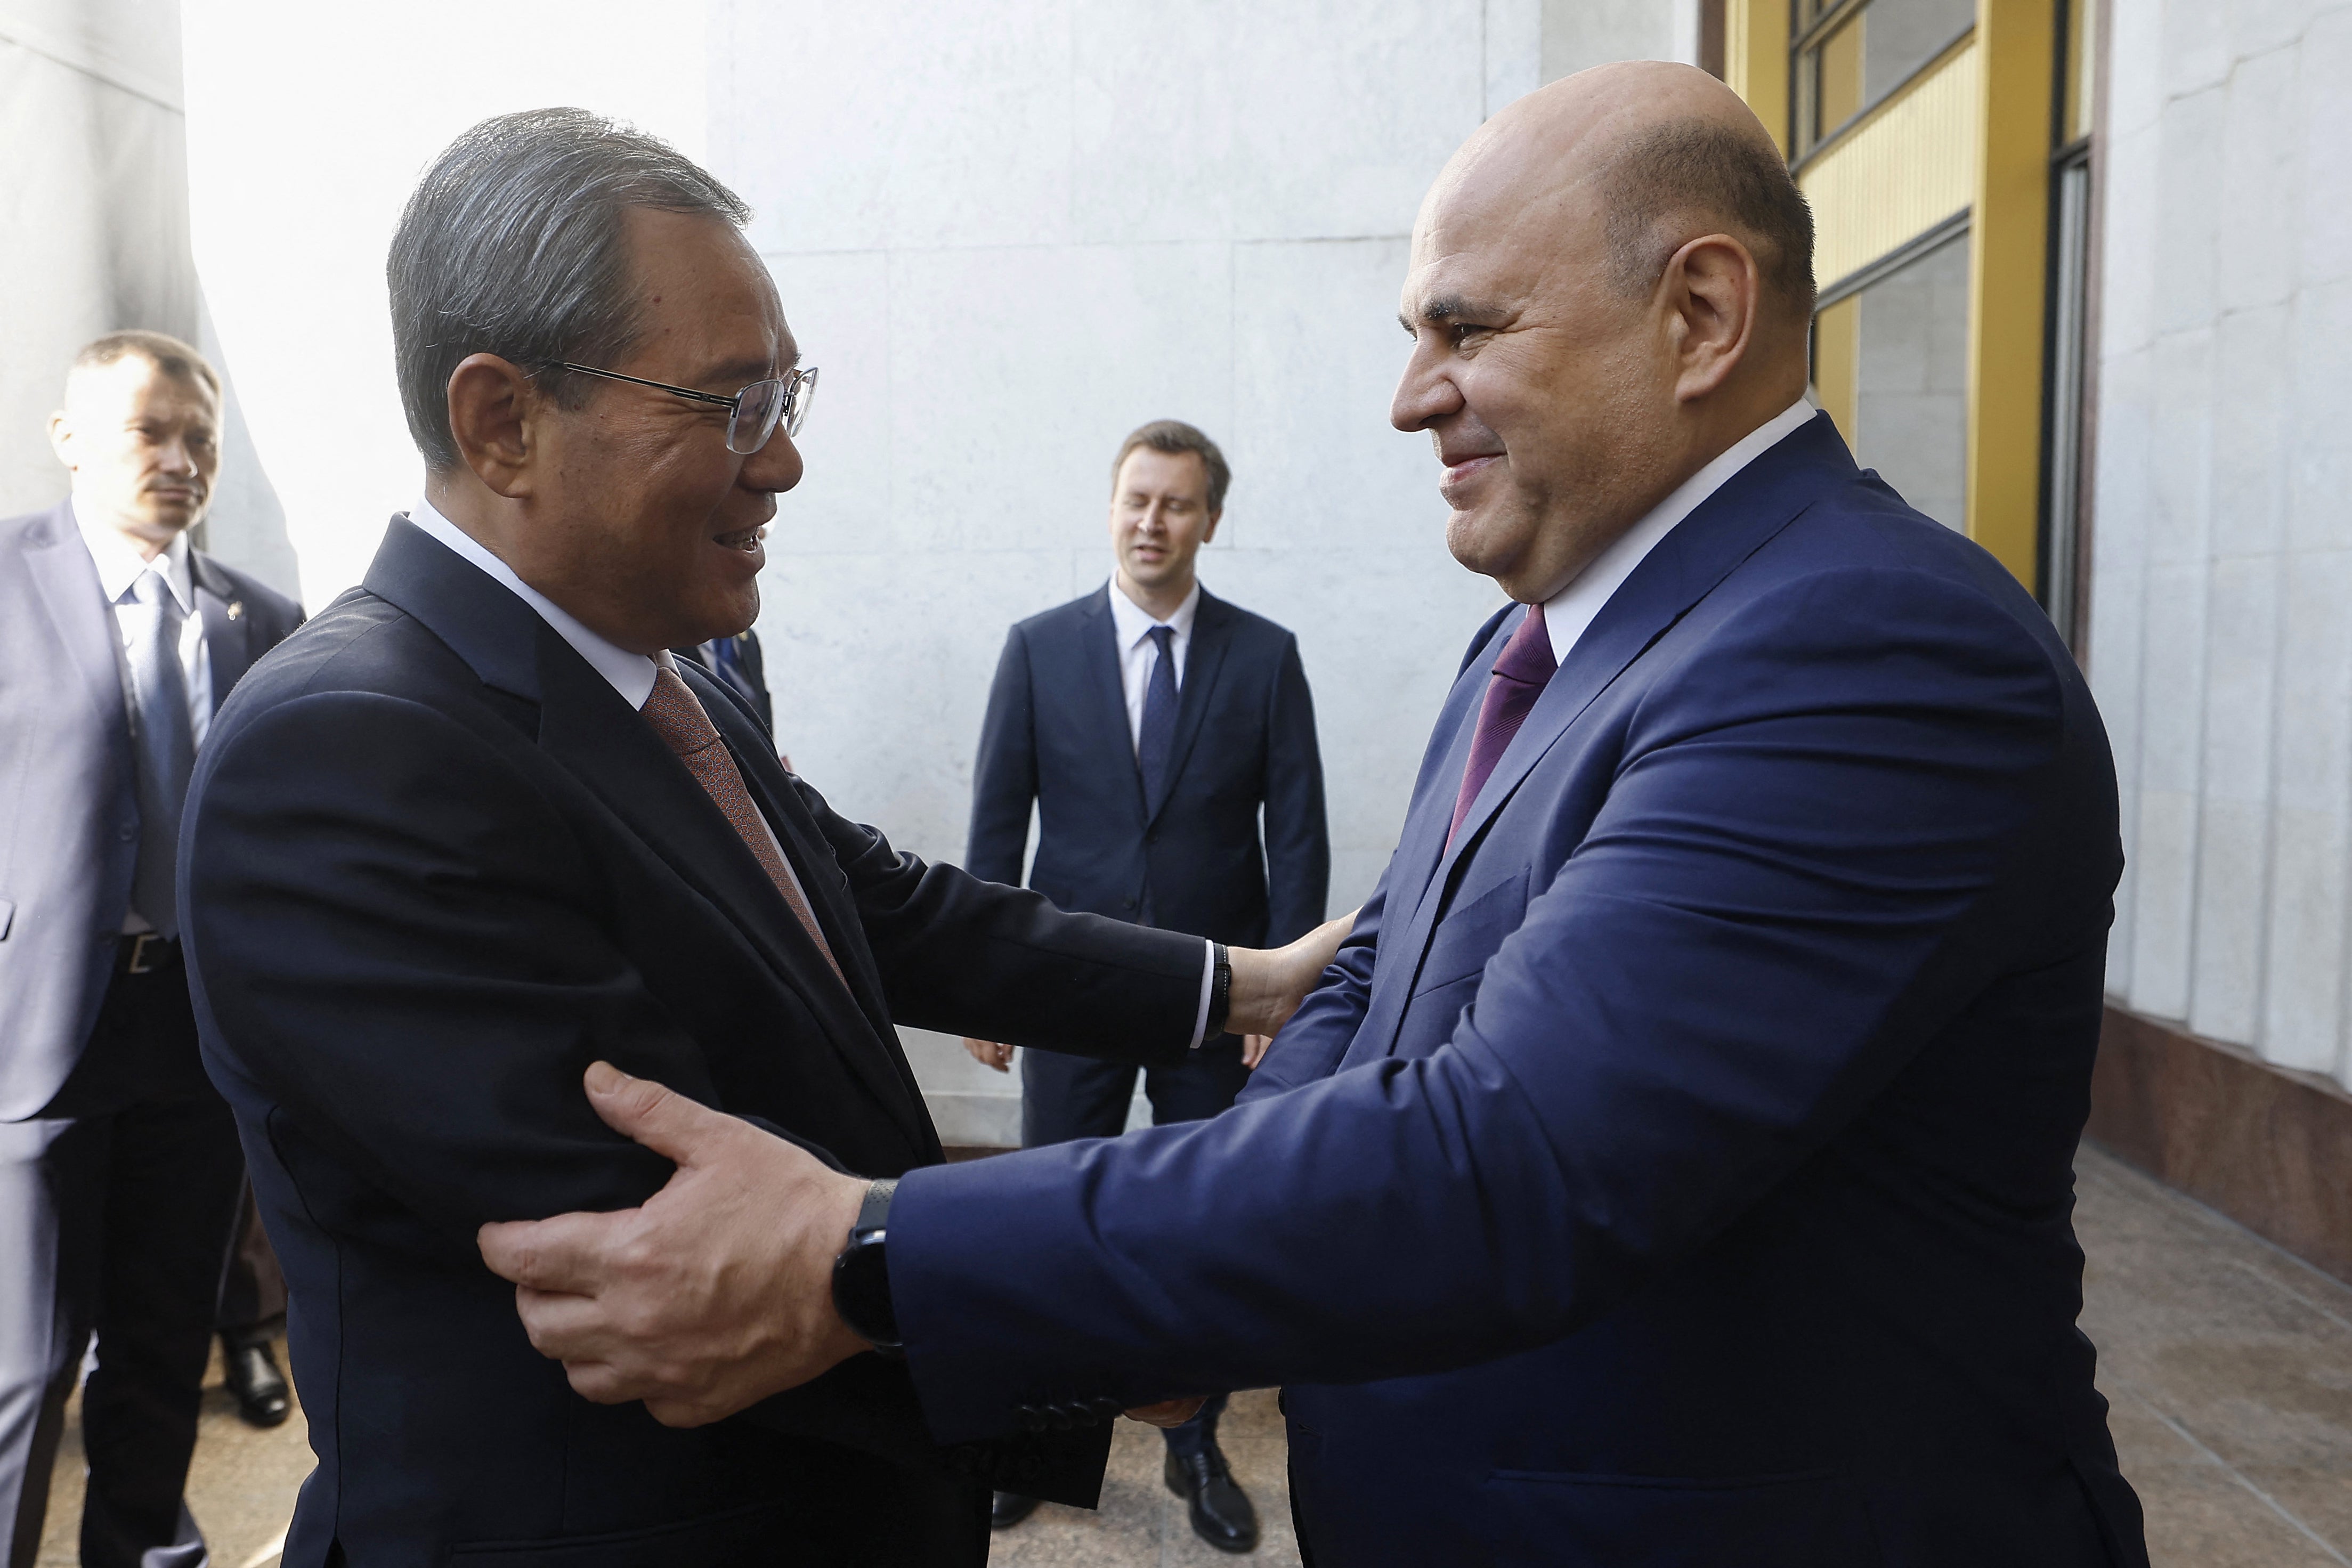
[1165,1445,1260,1554]
[222,1335,291,1428]
[989,1491,1039,1530]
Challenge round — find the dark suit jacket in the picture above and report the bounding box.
[884,417,2151,1566]
[0,500,299,1120]
[967,586,1327,950]
[177,518,1207,1568]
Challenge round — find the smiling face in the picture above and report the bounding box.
[496,206,803,654]
[1390,143,1683,604]
[1390,63,1811,605]
[1109,446,1220,604]
[50,355,222,556]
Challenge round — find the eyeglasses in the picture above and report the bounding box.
[550,362,818,454]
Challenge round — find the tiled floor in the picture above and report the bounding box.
[41,1142,2352,1565]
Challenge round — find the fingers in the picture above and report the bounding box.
[961,1038,1014,1073]
[1242,1033,1270,1068]
[581,1061,728,1165]
[478,1207,638,1293]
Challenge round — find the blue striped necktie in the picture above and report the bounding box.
[126,571,197,938]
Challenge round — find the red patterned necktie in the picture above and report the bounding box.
[641,666,847,988]
[1446,603,1558,848]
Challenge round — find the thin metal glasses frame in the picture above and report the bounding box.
[550,361,818,452]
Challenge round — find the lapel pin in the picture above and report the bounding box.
[226,600,245,621]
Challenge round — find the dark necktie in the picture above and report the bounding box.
[126,571,197,939]
[641,666,847,989]
[1446,602,1557,848]
[1137,624,1180,807]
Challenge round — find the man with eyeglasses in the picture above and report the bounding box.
[174,109,1345,1568]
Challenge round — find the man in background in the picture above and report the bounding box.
[961,420,1327,1549]
[0,332,302,1568]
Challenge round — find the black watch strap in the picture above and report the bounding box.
[1205,943,1232,1037]
[834,1178,903,1358]
[855,1176,897,1239]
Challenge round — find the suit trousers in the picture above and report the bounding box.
[0,946,246,1568]
[1020,1038,1251,1459]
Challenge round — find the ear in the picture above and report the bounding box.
[444,354,543,499]
[45,410,72,470]
[1202,508,1223,545]
[1659,233,1761,404]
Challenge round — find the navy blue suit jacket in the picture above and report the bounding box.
[177,519,1207,1567]
[967,585,1327,949]
[887,417,2150,1566]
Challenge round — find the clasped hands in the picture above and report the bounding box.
[477,911,1354,1429]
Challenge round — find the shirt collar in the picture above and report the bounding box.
[1107,576,1201,651]
[1541,397,1818,666]
[409,497,660,710]
[71,497,195,614]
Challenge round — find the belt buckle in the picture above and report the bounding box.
[127,932,164,974]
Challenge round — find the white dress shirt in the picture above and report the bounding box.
[1105,577,1201,754]
[1541,397,1820,665]
[77,503,215,935]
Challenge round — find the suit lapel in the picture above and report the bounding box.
[190,552,258,711]
[535,648,928,1142]
[710,700,935,1148]
[363,518,931,1147]
[1356,415,1859,1061]
[1146,591,1234,824]
[21,502,128,736]
[1077,588,1149,822]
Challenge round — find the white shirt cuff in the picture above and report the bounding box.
[1189,939,1216,1049]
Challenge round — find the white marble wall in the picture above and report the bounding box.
[0,0,194,517]
[708,0,1691,1141]
[2089,0,2352,1086]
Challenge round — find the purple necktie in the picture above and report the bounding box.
[1447,603,1558,847]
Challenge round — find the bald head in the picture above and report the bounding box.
[1430,62,1812,320]
[1393,61,1816,604]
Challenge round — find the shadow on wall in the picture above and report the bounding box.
[193,294,300,603]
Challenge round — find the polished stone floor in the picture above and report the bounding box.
[40,1142,2352,1565]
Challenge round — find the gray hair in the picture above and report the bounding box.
[388,108,751,470]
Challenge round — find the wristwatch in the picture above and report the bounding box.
[831,1178,904,1359]
[1207,943,1232,1036]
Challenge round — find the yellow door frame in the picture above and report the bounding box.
[1725,0,2059,595]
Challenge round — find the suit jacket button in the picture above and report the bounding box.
[1019,1453,1045,1482]
[1122,898,1137,911]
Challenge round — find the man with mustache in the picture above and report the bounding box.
[0,332,302,1568]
